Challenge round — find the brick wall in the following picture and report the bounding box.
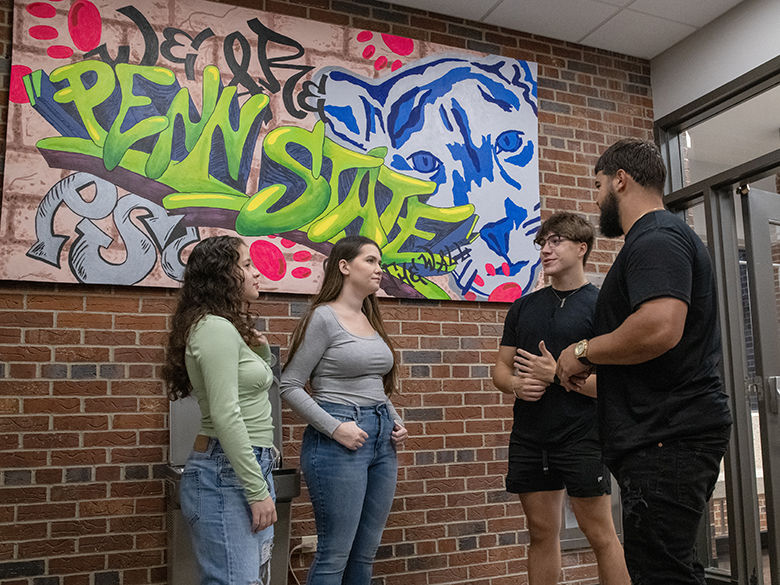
[0,0,653,583]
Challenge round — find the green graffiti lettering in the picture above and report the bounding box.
[161,87,270,187]
[103,64,175,171]
[145,65,221,180]
[234,123,330,235]
[49,60,116,146]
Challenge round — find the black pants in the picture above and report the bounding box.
[610,427,730,585]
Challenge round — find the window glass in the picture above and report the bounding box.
[679,84,780,186]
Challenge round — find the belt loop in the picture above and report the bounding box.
[353,405,361,424]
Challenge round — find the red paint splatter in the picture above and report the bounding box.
[380,34,414,56]
[29,25,59,40]
[488,283,522,302]
[27,2,56,18]
[362,45,375,59]
[292,267,312,279]
[501,262,510,276]
[485,263,496,276]
[464,292,477,301]
[391,59,403,71]
[250,240,286,281]
[473,274,484,287]
[280,238,296,249]
[374,56,387,71]
[47,45,73,59]
[9,65,32,104]
[68,0,101,52]
[293,250,312,262]
[356,30,373,42]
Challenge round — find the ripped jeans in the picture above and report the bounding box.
[611,426,730,585]
[180,438,278,585]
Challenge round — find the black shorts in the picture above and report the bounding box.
[506,434,611,498]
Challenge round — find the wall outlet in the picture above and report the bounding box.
[300,535,317,553]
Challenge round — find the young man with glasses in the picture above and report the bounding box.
[493,212,629,585]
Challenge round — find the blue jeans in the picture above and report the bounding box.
[611,427,730,585]
[180,438,278,585]
[301,402,398,585]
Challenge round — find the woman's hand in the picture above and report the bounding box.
[250,328,269,347]
[250,496,277,532]
[332,421,368,450]
[391,423,408,446]
[514,340,556,385]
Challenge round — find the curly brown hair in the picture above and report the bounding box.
[162,236,256,400]
[284,235,398,396]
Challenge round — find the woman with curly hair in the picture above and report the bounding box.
[163,235,276,585]
[281,235,408,585]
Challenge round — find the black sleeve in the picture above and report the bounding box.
[625,227,693,311]
[500,300,522,347]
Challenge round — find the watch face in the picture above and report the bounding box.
[575,340,587,358]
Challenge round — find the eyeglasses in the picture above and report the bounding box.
[533,234,571,250]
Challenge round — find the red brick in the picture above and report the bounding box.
[110,381,163,396]
[50,449,107,466]
[1,450,48,467]
[0,294,24,309]
[53,381,108,396]
[57,312,113,328]
[27,295,84,310]
[85,296,141,312]
[84,397,137,413]
[24,397,80,414]
[0,311,53,327]
[17,502,77,521]
[54,346,111,362]
[0,327,21,342]
[0,345,51,361]
[23,432,80,448]
[110,447,164,463]
[112,414,164,429]
[0,522,48,542]
[49,553,106,573]
[53,415,109,431]
[79,498,135,517]
[19,538,76,557]
[114,315,167,330]
[84,330,136,345]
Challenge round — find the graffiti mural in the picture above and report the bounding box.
[1,0,540,301]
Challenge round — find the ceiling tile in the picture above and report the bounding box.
[482,0,620,42]
[628,0,744,27]
[388,0,494,22]
[580,9,696,58]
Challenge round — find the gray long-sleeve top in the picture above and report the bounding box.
[280,304,402,436]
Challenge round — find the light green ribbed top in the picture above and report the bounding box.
[185,315,274,502]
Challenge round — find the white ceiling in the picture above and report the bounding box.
[388,0,746,59]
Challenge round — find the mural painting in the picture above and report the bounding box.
[1,0,540,301]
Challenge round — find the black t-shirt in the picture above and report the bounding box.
[595,210,732,464]
[500,283,599,445]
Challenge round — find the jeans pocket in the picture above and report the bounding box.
[180,468,200,526]
[217,455,243,488]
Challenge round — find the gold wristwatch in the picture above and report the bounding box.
[574,339,592,366]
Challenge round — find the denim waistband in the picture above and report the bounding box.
[195,435,279,461]
[317,400,390,419]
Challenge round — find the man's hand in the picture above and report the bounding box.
[514,340,556,384]
[556,342,591,392]
[332,421,368,450]
[511,374,549,402]
[250,496,277,532]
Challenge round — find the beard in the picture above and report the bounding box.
[599,188,624,238]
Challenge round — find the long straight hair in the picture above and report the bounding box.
[285,236,398,395]
[162,236,255,400]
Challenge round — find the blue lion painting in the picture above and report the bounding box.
[308,53,540,301]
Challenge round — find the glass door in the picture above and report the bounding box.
[741,182,780,585]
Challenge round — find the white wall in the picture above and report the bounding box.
[650,0,780,119]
